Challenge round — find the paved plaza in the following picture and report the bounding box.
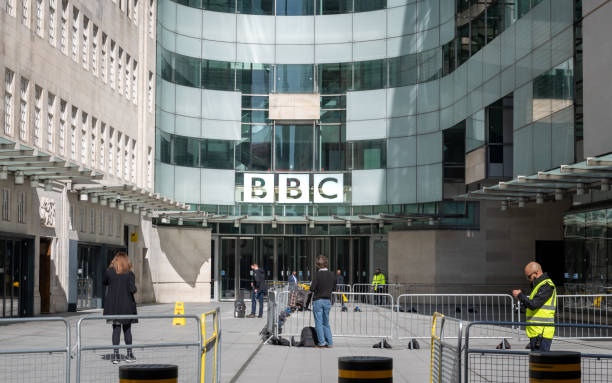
[1,302,611,382]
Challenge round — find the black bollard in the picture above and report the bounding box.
[338,356,392,382]
[529,351,580,383]
[119,364,178,383]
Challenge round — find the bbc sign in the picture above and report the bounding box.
[243,173,344,204]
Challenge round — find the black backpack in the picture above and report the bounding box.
[297,326,318,347]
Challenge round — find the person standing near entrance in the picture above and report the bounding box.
[335,270,347,310]
[103,252,137,364]
[372,268,386,305]
[288,271,299,291]
[512,261,557,352]
[248,264,267,318]
[310,256,336,348]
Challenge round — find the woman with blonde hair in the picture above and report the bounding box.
[103,252,137,364]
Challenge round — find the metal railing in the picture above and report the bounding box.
[269,291,395,340]
[76,314,202,383]
[201,308,221,383]
[464,322,612,383]
[0,317,70,383]
[396,294,516,340]
[430,313,463,383]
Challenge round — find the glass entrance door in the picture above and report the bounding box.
[0,238,32,318]
[220,238,236,300]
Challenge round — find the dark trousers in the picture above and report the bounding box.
[112,323,133,354]
[529,336,552,352]
[251,291,265,316]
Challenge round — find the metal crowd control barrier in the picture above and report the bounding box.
[76,314,202,383]
[396,294,516,340]
[464,321,612,383]
[0,317,70,383]
[201,308,221,383]
[270,291,394,340]
[430,313,462,383]
[555,295,611,339]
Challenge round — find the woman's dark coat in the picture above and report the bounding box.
[103,268,138,324]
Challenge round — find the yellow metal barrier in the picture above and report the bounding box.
[430,312,444,383]
[201,309,220,383]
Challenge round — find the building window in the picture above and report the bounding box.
[71,7,79,62]
[276,0,313,16]
[48,0,56,46]
[132,0,138,25]
[99,123,106,171]
[116,135,122,177]
[17,191,26,224]
[148,0,154,39]
[131,60,137,104]
[34,85,42,147]
[123,136,129,180]
[275,125,313,171]
[47,92,55,151]
[352,140,387,170]
[60,0,68,54]
[124,54,131,100]
[2,189,10,221]
[81,112,88,165]
[275,64,314,93]
[59,100,67,154]
[101,33,108,83]
[4,69,15,135]
[90,208,95,233]
[108,131,114,174]
[90,117,97,168]
[79,206,85,232]
[19,77,29,141]
[92,25,98,76]
[22,0,30,28]
[116,214,121,238]
[35,0,44,36]
[235,125,271,171]
[70,106,77,160]
[146,146,152,188]
[108,212,113,236]
[117,48,123,95]
[82,15,89,69]
[147,71,153,112]
[130,139,136,183]
[6,0,16,17]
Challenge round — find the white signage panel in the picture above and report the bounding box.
[244,173,275,203]
[278,174,310,203]
[314,174,344,203]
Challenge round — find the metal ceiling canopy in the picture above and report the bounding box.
[76,184,189,212]
[457,152,612,205]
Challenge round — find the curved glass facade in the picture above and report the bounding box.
[172,0,387,15]
[156,0,578,213]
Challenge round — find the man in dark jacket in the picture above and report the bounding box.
[310,256,336,347]
[247,263,267,318]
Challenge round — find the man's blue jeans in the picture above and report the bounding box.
[312,299,333,346]
[529,336,552,352]
[251,291,265,317]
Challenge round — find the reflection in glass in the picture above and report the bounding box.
[202,60,235,91]
[275,125,313,171]
[276,64,314,93]
[175,0,202,8]
[203,0,236,13]
[321,95,346,109]
[418,49,441,83]
[173,135,199,167]
[159,131,172,163]
[318,0,352,14]
[242,110,269,123]
[237,0,274,15]
[236,125,272,171]
[353,59,385,91]
[353,140,386,170]
[389,54,417,88]
[237,63,272,94]
[201,139,233,169]
[242,95,269,109]
[317,125,346,171]
[318,63,352,94]
[533,59,573,121]
[174,54,201,87]
[354,0,385,13]
[276,0,314,15]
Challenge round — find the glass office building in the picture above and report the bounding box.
[155,0,607,299]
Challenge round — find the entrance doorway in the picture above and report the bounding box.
[218,236,370,300]
[39,238,52,313]
[0,237,33,317]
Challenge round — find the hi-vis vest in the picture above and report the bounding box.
[526,278,557,339]
[372,273,386,290]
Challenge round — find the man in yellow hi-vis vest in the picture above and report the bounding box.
[512,262,557,352]
[372,268,386,305]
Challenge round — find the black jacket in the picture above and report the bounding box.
[335,274,344,285]
[518,273,555,310]
[253,269,267,292]
[310,269,336,301]
[103,268,138,323]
